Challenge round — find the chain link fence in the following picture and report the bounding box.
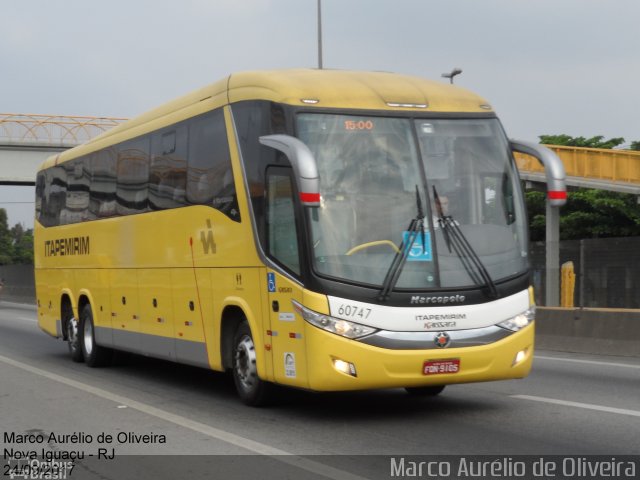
[531,236,640,308]
[0,264,35,304]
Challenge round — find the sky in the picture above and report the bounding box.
[2,0,639,228]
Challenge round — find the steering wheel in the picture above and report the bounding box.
[345,240,400,256]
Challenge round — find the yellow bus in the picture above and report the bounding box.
[35,69,566,405]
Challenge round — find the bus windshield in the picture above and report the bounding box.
[296,114,528,291]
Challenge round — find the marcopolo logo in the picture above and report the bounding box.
[410,294,465,305]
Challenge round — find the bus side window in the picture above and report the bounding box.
[117,137,150,215]
[45,165,67,227]
[187,109,239,220]
[266,169,301,276]
[63,160,90,224]
[150,125,188,210]
[35,171,45,224]
[90,148,117,218]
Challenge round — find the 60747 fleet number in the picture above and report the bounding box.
[336,304,372,320]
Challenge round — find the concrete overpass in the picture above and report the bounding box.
[0,113,126,185]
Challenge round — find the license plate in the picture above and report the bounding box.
[422,359,460,375]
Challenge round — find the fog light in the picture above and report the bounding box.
[332,358,357,377]
[513,348,528,366]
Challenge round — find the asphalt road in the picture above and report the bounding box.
[1,301,639,480]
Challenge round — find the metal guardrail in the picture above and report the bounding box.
[0,113,127,147]
[516,145,640,185]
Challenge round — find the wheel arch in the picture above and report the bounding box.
[77,292,91,316]
[219,297,266,377]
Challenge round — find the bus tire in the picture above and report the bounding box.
[232,321,272,406]
[66,316,84,363]
[405,385,445,397]
[80,304,112,367]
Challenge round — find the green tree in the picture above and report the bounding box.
[560,190,640,240]
[527,135,640,240]
[11,223,34,264]
[629,141,640,151]
[525,191,547,241]
[0,209,35,264]
[539,134,625,149]
[0,209,14,264]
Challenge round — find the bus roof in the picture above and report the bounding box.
[227,69,491,113]
[40,69,493,170]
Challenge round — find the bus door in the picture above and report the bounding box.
[265,168,308,387]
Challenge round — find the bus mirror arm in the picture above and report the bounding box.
[259,134,321,207]
[510,139,567,207]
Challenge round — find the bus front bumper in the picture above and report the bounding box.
[304,322,534,392]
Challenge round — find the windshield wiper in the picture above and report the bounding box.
[378,186,425,302]
[433,187,499,299]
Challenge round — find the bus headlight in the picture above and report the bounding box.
[292,300,378,339]
[497,308,535,332]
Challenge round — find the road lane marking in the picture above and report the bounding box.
[0,315,37,324]
[0,354,367,480]
[535,355,640,370]
[512,395,640,418]
[0,301,37,311]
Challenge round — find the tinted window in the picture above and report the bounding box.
[117,137,150,215]
[38,109,242,227]
[62,160,90,224]
[266,170,300,275]
[35,171,45,224]
[150,125,188,210]
[42,165,67,227]
[232,101,291,242]
[187,110,239,221]
[90,148,117,218]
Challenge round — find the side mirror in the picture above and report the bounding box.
[259,134,320,207]
[510,139,567,207]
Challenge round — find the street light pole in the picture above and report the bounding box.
[317,0,323,69]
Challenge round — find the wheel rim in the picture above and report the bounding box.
[67,318,79,351]
[83,316,93,356]
[234,335,257,392]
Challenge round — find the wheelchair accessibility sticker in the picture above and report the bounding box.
[402,231,433,261]
[268,272,276,292]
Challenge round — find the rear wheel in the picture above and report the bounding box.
[66,316,83,363]
[405,385,446,396]
[232,321,272,406]
[80,304,112,367]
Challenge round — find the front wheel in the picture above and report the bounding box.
[80,304,112,367]
[232,321,272,406]
[405,385,446,397]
